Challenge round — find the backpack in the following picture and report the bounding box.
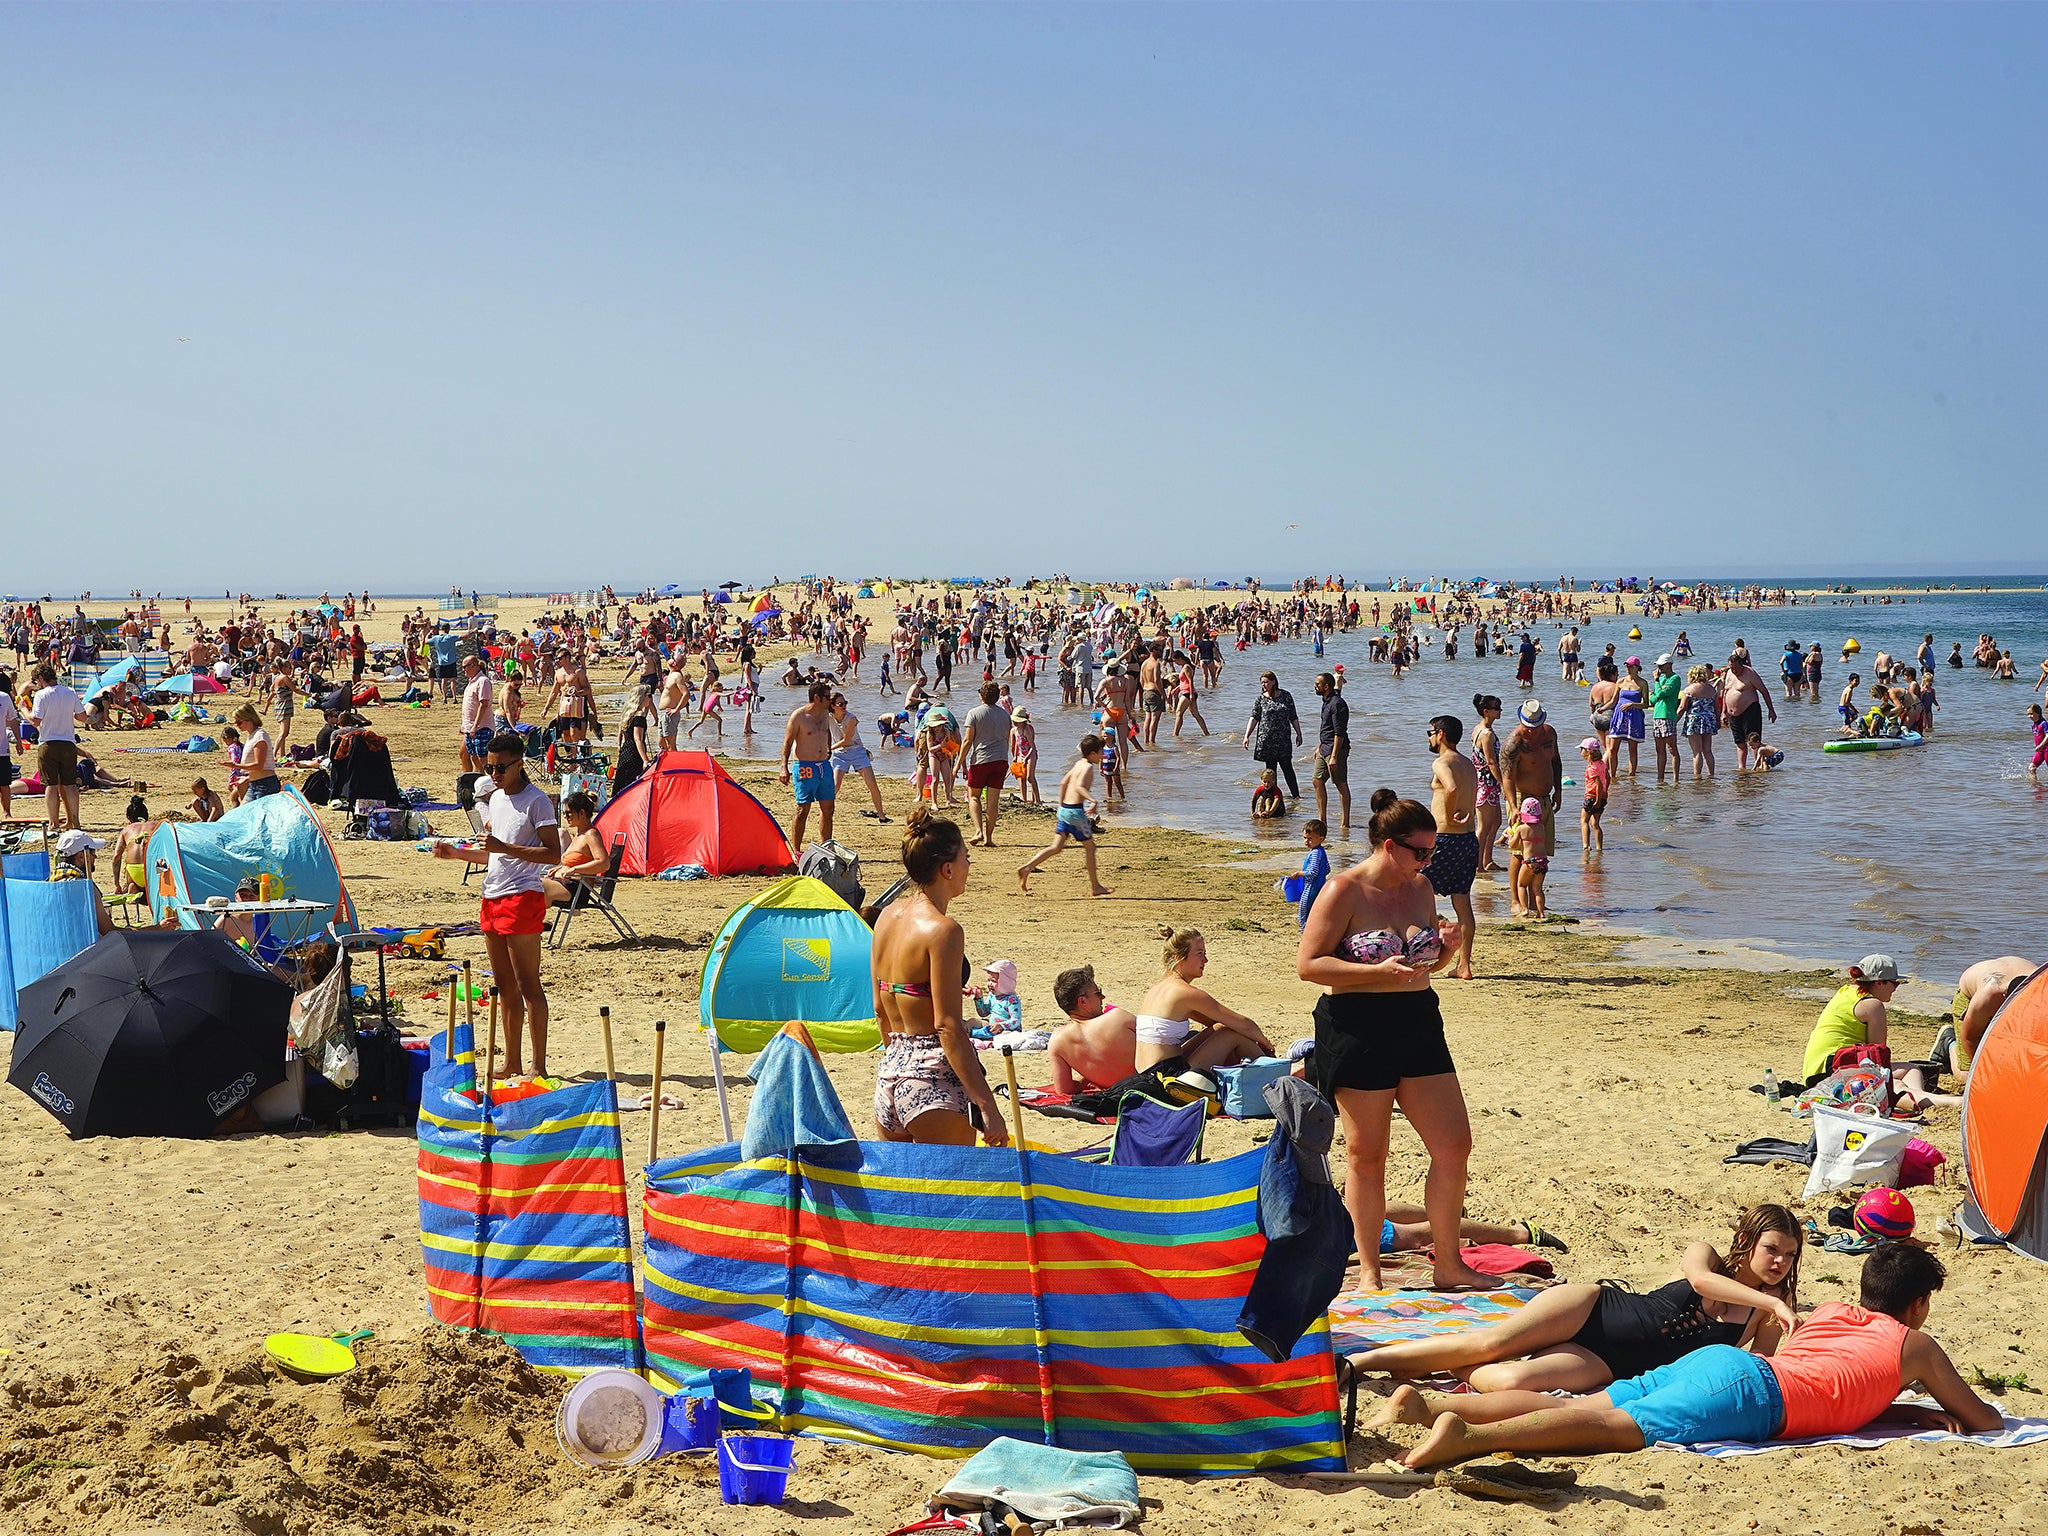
[799,840,865,910]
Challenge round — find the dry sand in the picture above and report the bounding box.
[3,594,2042,1533]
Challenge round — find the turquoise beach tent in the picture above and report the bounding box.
[145,787,355,939]
[698,876,878,1054]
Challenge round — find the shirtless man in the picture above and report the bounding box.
[656,660,688,750]
[1719,652,1784,771]
[1498,701,1562,866]
[1947,955,2039,1075]
[1420,715,1481,979]
[1047,965,1140,1092]
[1137,643,1167,748]
[779,680,837,851]
[1558,627,1582,683]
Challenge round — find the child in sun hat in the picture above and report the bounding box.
[1507,796,1549,918]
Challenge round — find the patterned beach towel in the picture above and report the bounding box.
[1682,1401,2048,1457]
[1326,1285,1541,1358]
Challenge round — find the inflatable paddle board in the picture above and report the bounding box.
[1822,732,1923,754]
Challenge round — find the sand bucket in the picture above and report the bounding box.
[555,1370,667,1468]
[717,1432,794,1505]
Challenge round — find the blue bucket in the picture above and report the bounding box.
[653,1393,720,1456]
[717,1432,794,1505]
[1281,874,1306,903]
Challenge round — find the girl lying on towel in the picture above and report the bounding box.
[1350,1204,1803,1395]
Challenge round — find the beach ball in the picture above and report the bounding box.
[1854,1187,1915,1240]
[1844,638,1862,653]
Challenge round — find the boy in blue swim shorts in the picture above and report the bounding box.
[780,681,837,851]
[1016,734,1113,897]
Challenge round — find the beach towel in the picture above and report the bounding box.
[1326,1286,1540,1358]
[1681,1401,2048,1457]
[931,1437,1141,1529]
[740,1028,857,1161]
[1431,1243,1554,1278]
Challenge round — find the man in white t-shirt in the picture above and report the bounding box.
[433,732,561,1075]
[27,662,90,832]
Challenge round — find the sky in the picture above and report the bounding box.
[4,3,2046,594]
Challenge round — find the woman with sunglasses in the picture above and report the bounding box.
[1296,788,1493,1293]
[434,733,561,1077]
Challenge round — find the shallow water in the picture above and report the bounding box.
[753,586,2048,988]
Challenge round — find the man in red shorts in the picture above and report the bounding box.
[434,733,560,1075]
[958,681,1012,848]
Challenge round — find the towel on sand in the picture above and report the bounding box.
[1326,1286,1540,1358]
[1683,1400,2048,1457]
[740,1029,856,1161]
[931,1437,1141,1529]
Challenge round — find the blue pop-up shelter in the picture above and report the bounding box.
[0,870,98,1032]
[145,787,355,938]
[698,876,877,1054]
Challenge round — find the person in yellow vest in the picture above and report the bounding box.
[1802,954,1899,1086]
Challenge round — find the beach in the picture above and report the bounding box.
[3,589,2045,1533]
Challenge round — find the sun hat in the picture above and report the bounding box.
[1579,737,1601,752]
[55,830,105,856]
[1519,797,1544,824]
[1012,706,1031,722]
[983,958,1017,992]
[923,708,949,730]
[1518,700,1546,725]
[1852,954,1902,983]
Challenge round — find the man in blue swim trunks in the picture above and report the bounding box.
[780,680,837,852]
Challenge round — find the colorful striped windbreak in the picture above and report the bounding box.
[416,1025,642,1375]
[640,1139,1343,1472]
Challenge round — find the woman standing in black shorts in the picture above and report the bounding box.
[1296,788,1496,1292]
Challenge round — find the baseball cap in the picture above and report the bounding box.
[1518,700,1546,725]
[1579,737,1601,752]
[1656,653,1674,667]
[56,830,105,856]
[1263,1076,1336,1183]
[1626,656,1641,667]
[1853,954,1902,983]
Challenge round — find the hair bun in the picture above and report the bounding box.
[1155,923,1176,940]
[1369,787,1399,814]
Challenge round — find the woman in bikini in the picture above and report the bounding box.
[1170,657,1209,737]
[1357,1205,1802,1423]
[541,791,609,906]
[868,809,1009,1147]
[1470,694,1505,872]
[1131,927,1274,1074]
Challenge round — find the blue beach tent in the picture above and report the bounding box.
[145,787,356,937]
[697,876,878,1054]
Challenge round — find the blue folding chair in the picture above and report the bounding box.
[1108,1093,1207,1167]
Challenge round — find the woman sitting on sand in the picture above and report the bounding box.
[1131,926,1275,1074]
[1353,1205,1802,1404]
[868,809,1009,1147]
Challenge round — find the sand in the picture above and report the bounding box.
[3,592,2043,1532]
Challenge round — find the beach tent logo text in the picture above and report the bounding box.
[207,1072,258,1116]
[782,937,831,982]
[31,1073,75,1117]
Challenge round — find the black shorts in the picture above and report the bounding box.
[433,663,457,680]
[1729,701,1764,745]
[1313,989,1456,1095]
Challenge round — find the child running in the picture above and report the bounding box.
[1015,734,1113,897]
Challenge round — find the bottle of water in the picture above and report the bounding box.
[1764,1067,1781,1106]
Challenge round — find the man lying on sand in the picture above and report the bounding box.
[1385,1245,1999,1469]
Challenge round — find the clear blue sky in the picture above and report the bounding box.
[5,3,2045,593]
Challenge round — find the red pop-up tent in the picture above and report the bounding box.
[593,750,794,877]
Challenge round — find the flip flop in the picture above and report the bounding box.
[1521,1219,1570,1253]
[264,1329,373,1381]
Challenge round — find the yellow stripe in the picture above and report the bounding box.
[417,1107,620,1136]
[741,1155,1250,1218]
[421,1230,634,1267]
[418,1165,625,1201]
[426,1283,635,1315]
[647,1274,1253,1351]
[650,1211,1256,1283]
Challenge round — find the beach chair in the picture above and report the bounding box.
[106,892,150,927]
[547,841,637,949]
[1108,1093,1207,1167]
[548,843,634,950]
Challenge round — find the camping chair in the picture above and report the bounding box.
[106,891,150,927]
[1108,1093,1207,1167]
[547,840,638,949]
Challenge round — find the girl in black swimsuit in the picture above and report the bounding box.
[1347,1205,1802,1395]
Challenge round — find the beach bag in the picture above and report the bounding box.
[289,965,358,1091]
[367,807,410,841]
[1802,1106,1914,1198]
[799,840,865,910]
[300,767,331,804]
[1214,1057,1294,1118]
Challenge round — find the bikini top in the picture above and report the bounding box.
[1340,927,1444,966]
[882,980,932,998]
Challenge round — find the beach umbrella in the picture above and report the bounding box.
[656,583,682,596]
[8,930,291,1139]
[719,580,744,590]
[83,657,141,702]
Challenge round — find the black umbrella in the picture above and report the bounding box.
[9,929,292,1138]
[718,580,744,590]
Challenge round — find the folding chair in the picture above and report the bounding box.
[547,840,638,949]
[1108,1093,1207,1167]
[455,773,487,887]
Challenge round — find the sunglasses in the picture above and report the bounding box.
[1393,837,1436,860]
[484,759,519,777]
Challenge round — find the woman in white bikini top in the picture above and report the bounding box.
[1131,926,1275,1073]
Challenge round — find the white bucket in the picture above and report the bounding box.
[555,1369,667,1468]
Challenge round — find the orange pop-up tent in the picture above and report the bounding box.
[593,751,794,877]
[1961,965,2048,1263]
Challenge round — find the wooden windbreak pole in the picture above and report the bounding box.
[599,1005,616,1081]
[648,1019,668,1164]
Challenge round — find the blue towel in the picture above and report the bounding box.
[934,1436,1142,1527]
[739,1030,855,1161]
[0,878,99,1031]
[654,863,709,881]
